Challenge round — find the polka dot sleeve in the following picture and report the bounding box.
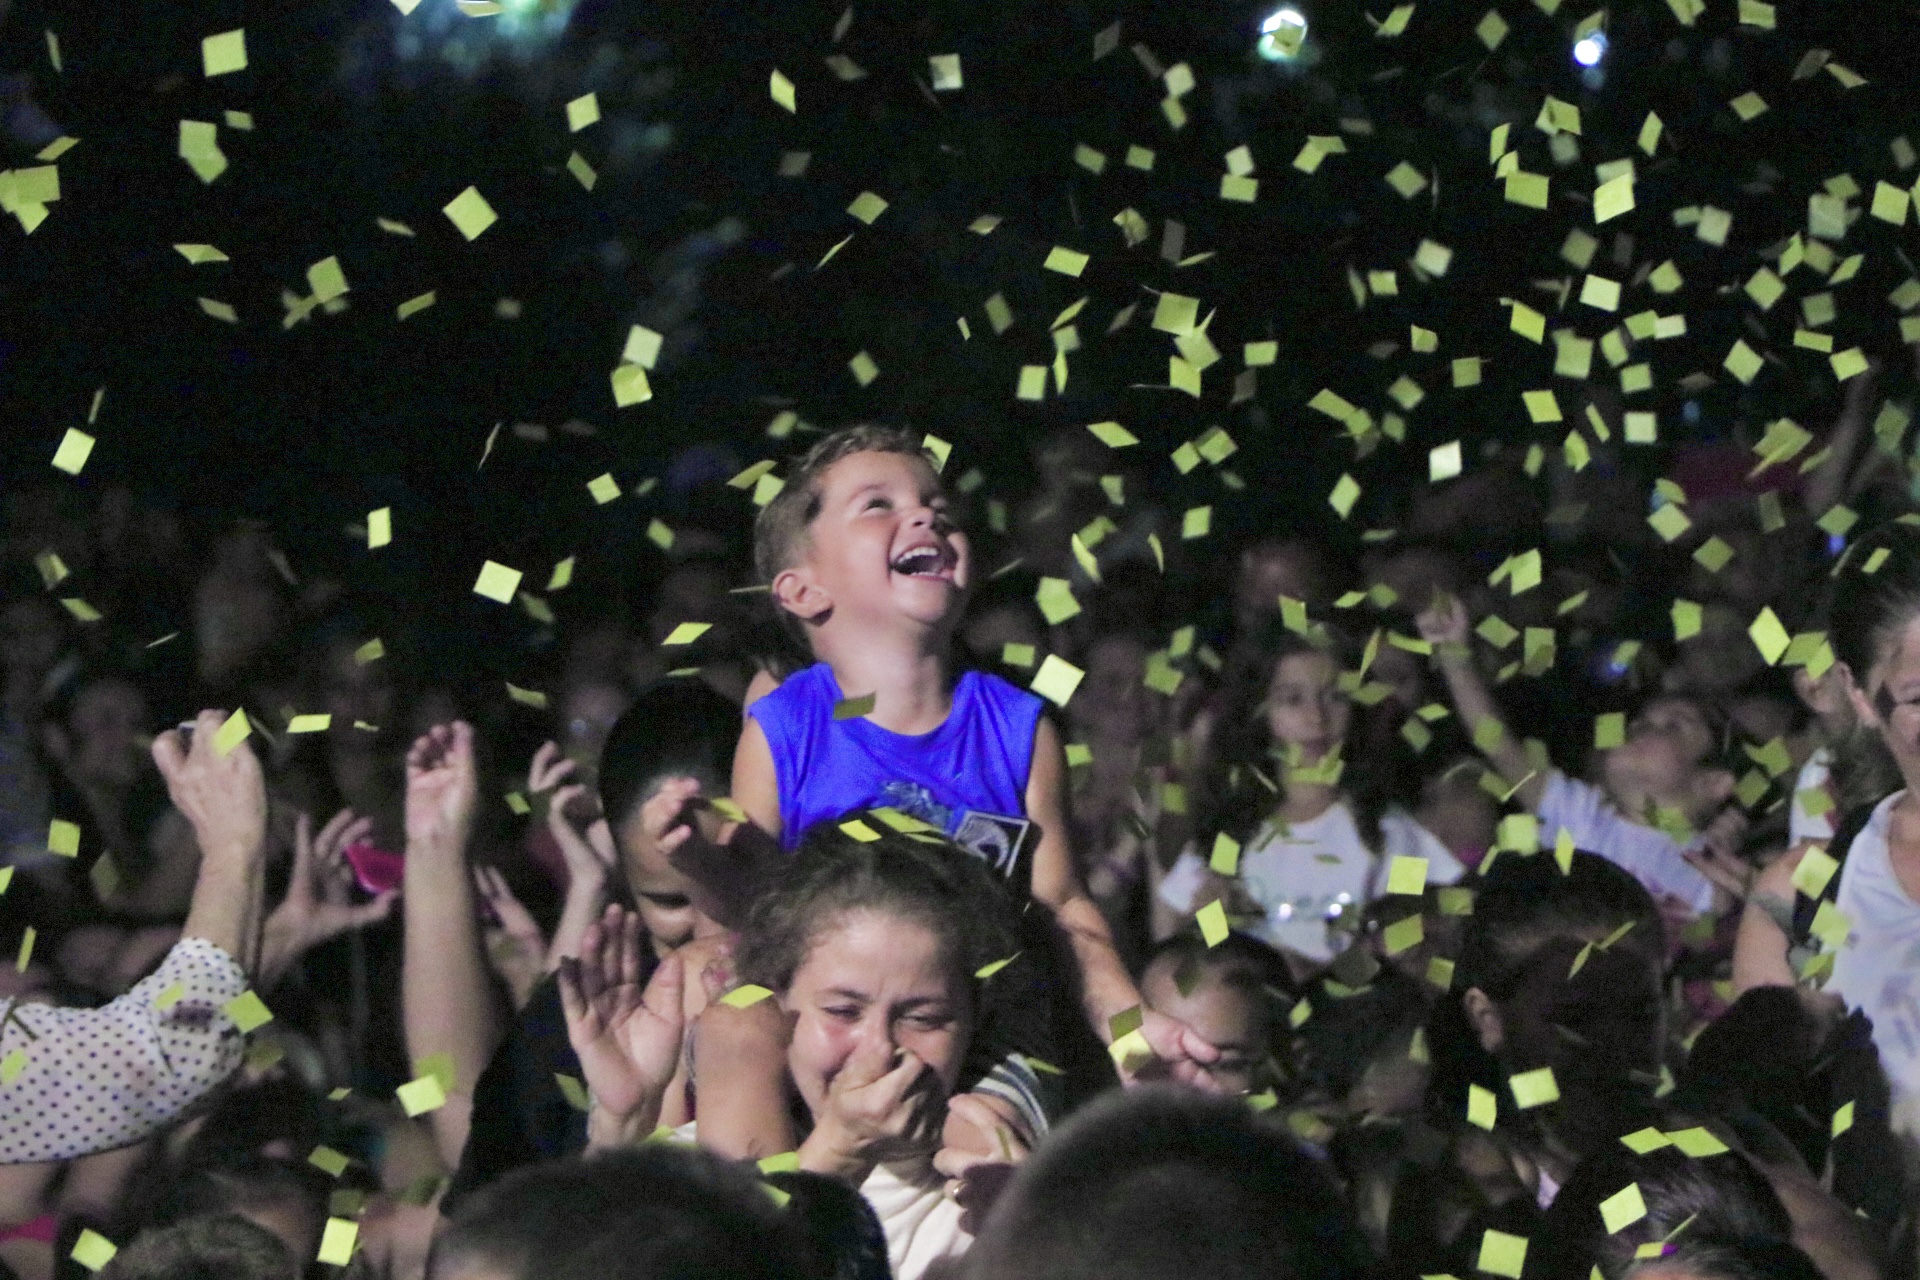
[0,936,248,1164]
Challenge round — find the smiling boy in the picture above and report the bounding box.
[733,426,1218,1097]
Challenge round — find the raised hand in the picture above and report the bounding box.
[152,709,267,865]
[261,809,398,988]
[558,905,686,1135]
[1684,807,1755,902]
[474,865,547,1010]
[528,742,617,882]
[1125,1007,1227,1092]
[1416,592,1471,653]
[404,722,478,854]
[799,1034,946,1182]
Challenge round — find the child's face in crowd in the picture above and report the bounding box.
[1141,961,1266,1096]
[782,908,971,1120]
[1264,652,1351,766]
[615,781,724,955]
[781,451,968,634]
[1602,697,1718,811]
[1070,634,1149,746]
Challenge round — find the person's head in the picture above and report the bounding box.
[754,426,966,651]
[1831,522,1920,789]
[98,1215,298,1280]
[557,679,631,776]
[429,1146,806,1280]
[1626,1238,1824,1280]
[1234,536,1337,631]
[157,1158,329,1264]
[1141,933,1290,1097]
[1430,851,1666,1166]
[597,682,739,953]
[1069,630,1153,748]
[45,671,150,790]
[1200,626,1355,847]
[964,1086,1371,1280]
[735,818,1019,1121]
[1600,692,1734,827]
[192,528,288,688]
[1535,1139,1799,1280]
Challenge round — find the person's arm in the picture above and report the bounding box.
[1803,357,1880,519]
[527,743,613,969]
[1027,718,1220,1084]
[399,721,498,1169]
[1732,845,1808,994]
[1416,596,1547,811]
[687,999,799,1161]
[162,709,270,972]
[731,716,783,839]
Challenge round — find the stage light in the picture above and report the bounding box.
[1572,31,1608,66]
[1257,7,1308,61]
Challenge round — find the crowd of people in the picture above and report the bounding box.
[4,361,1920,1280]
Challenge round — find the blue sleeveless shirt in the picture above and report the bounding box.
[748,663,1044,879]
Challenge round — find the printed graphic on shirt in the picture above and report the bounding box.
[877,781,1028,878]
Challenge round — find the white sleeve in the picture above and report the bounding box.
[0,937,248,1163]
[1156,849,1207,914]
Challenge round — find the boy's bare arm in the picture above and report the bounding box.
[731,717,785,840]
[1026,719,1220,1081]
[1416,595,1547,811]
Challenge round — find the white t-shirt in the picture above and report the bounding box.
[1159,802,1464,962]
[1826,791,1920,1120]
[1789,747,1837,844]
[1535,770,1716,915]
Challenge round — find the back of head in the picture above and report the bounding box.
[431,1146,804,1280]
[1623,1234,1823,1280]
[965,1086,1370,1280]
[1456,850,1664,997]
[1534,1140,1791,1280]
[99,1216,298,1280]
[597,680,743,827]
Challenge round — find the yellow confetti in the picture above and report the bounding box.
[847,191,889,224]
[442,186,498,240]
[566,92,600,132]
[769,68,796,112]
[1196,899,1230,946]
[1030,654,1085,707]
[721,983,775,1009]
[1600,1182,1648,1233]
[47,819,79,857]
[70,1230,117,1273]
[50,428,94,476]
[201,29,247,77]
[396,1074,448,1117]
[1729,91,1768,121]
[1044,246,1090,276]
[222,989,273,1033]
[1477,1230,1528,1280]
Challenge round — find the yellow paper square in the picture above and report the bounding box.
[849,351,880,387]
[769,68,796,112]
[1510,1066,1560,1108]
[1594,173,1636,222]
[51,428,94,476]
[47,819,79,857]
[222,989,273,1033]
[473,560,522,604]
[1510,301,1546,343]
[317,1218,359,1265]
[202,29,247,77]
[1750,607,1790,665]
[1831,348,1869,381]
[847,191,889,225]
[1383,914,1425,956]
[720,983,775,1009]
[1476,9,1510,48]
[1791,846,1840,898]
[1665,1126,1730,1157]
[70,1229,117,1272]
[442,186,498,240]
[1452,356,1482,387]
[287,714,332,734]
[1580,275,1621,311]
[309,1146,351,1177]
[1468,1082,1498,1130]
[1195,899,1230,947]
[1505,171,1549,209]
[1430,442,1462,483]
[1724,340,1763,385]
[396,1074,448,1117]
[566,92,600,132]
[213,707,251,757]
[611,363,652,406]
[1523,390,1562,423]
[1477,1230,1528,1279]
[1030,654,1085,707]
[1329,474,1361,518]
[1600,1182,1648,1233]
[1044,246,1090,277]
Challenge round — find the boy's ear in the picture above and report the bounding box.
[771,565,832,623]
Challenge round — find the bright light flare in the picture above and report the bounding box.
[1257,7,1309,61]
[1572,31,1608,66]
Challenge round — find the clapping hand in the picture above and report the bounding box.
[558,905,686,1141]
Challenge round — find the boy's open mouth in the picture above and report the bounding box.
[890,543,954,580]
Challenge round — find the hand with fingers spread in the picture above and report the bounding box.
[260,809,398,988]
[404,722,478,857]
[155,710,271,973]
[797,1035,947,1183]
[559,905,686,1146]
[474,865,547,1010]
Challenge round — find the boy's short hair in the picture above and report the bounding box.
[752,424,933,586]
[966,1086,1370,1280]
[430,1146,804,1280]
[99,1215,298,1280]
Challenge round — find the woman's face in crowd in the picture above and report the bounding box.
[1853,612,1920,776]
[1265,651,1351,765]
[782,908,971,1121]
